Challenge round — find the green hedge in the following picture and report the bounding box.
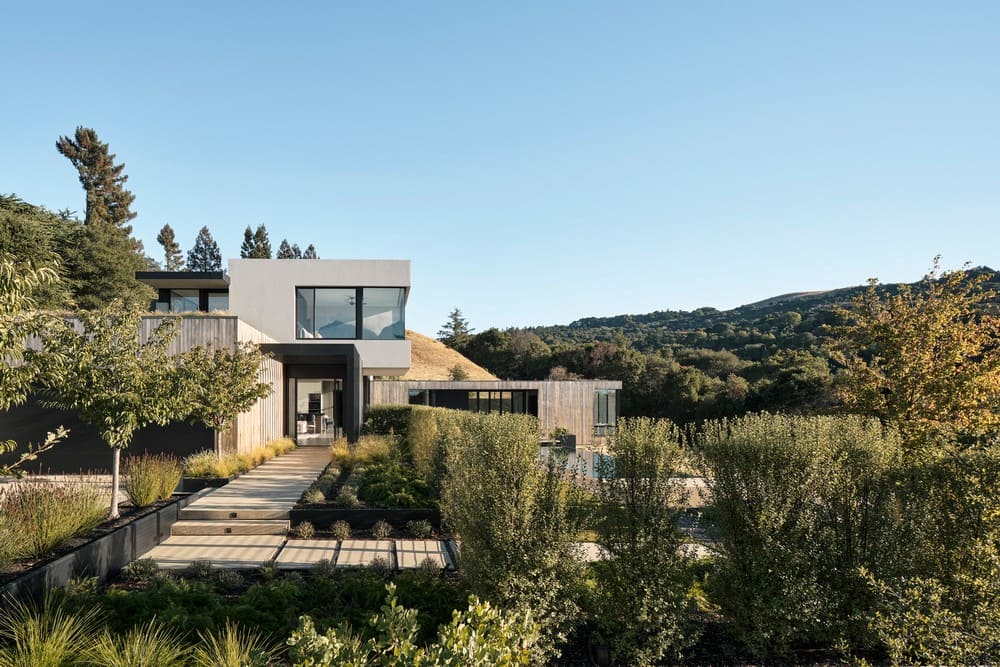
[363,405,414,437]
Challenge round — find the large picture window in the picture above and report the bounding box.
[594,389,617,436]
[296,287,405,340]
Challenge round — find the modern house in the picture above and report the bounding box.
[2,258,620,472]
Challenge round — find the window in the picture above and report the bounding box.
[296,287,405,340]
[170,290,199,313]
[594,389,617,436]
[207,292,229,312]
[362,288,405,340]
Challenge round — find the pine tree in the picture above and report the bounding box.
[438,308,474,348]
[277,239,295,259]
[55,127,150,308]
[252,224,272,258]
[187,226,222,271]
[292,244,303,258]
[240,226,255,258]
[156,224,184,271]
[55,127,137,234]
[303,244,318,259]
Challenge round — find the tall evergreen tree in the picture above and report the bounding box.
[156,224,184,271]
[187,226,222,271]
[252,224,272,258]
[55,128,150,308]
[292,243,303,258]
[276,239,295,259]
[302,244,318,259]
[55,127,137,234]
[438,308,474,348]
[240,226,255,258]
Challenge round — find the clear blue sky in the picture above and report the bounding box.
[3,2,998,335]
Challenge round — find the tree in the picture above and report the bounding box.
[292,243,303,258]
[187,226,222,271]
[55,127,136,233]
[437,308,474,348]
[252,224,272,258]
[156,224,184,271]
[832,258,1000,452]
[276,239,295,259]
[37,302,188,518]
[302,244,317,259]
[178,342,273,455]
[594,418,698,664]
[55,128,150,308]
[239,226,255,258]
[0,254,67,476]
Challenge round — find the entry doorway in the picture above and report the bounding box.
[288,378,343,443]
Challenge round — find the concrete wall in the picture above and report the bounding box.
[369,380,622,446]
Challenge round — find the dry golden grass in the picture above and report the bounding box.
[401,330,498,381]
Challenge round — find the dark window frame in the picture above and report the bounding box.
[295,286,405,341]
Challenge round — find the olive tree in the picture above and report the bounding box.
[177,342,273,454]
[37,302,188,518]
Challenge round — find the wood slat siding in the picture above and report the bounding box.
[233,354,283,453]
[369,380,622,446]
[140,316,238,353]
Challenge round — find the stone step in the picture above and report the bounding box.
[171,520,290,536]
[180,508,290,521]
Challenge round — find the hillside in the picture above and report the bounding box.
[401,330,498,381]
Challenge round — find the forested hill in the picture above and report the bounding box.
[454,267,999,423]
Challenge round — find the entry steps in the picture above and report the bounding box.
[171,519,289,536]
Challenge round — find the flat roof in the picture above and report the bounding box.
[135,271,230,289]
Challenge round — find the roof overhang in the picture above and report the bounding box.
[135,271,230,289]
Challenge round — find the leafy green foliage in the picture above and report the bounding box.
[441,412,583,663]
[593,417,698,664]
[358,461,433,508]
[833,259,1000,452]
[36,301,189,517]
[156,224,184,271]
[698,414,904,658]
[331,520,352,540]
[123,453,181,507]
[363,405,413,438]
[286,583,538,666]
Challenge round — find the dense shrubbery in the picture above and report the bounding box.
[362,405,413,439]
[123,453,182,507]
[357,461,433,508]
[0,481,107,565]
[182,438,295,478]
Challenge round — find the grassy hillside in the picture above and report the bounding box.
[401,330,498,381]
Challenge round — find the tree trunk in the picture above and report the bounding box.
[109,447,121,520]
[214,428,222,457]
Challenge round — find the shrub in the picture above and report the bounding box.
[698,413,903,659]
[441,412,584,663]
[407,407,439,470]
[83,619,188,667]
[183,440,295,479]
[372,520,392,539]
[0,481,107,561]
[292,522,315,539]
[405,519,433,539]
[120,558,160,584]
[184,560,215,579]
[193,620,279,667]
[286,583,539,666]
[123,453,182,507]
[334,488,361,508]
[363,405,413,437]
[357,461,433,508]
[593,417,699,664]
[369,556,393,578]
[214,570,246,593]
[300,488,325,505]
[331,521,352,540]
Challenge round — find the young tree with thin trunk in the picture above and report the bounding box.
[178,342,273,455]
[37,302,188,518]
[156,224,184,271]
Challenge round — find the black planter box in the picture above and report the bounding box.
[178,476,236,493]
[1,488,211,600]
[289,507,441,530]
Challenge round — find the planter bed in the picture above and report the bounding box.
[290,506,441,531]
[178,474,237,493]
[0,488,211,599]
